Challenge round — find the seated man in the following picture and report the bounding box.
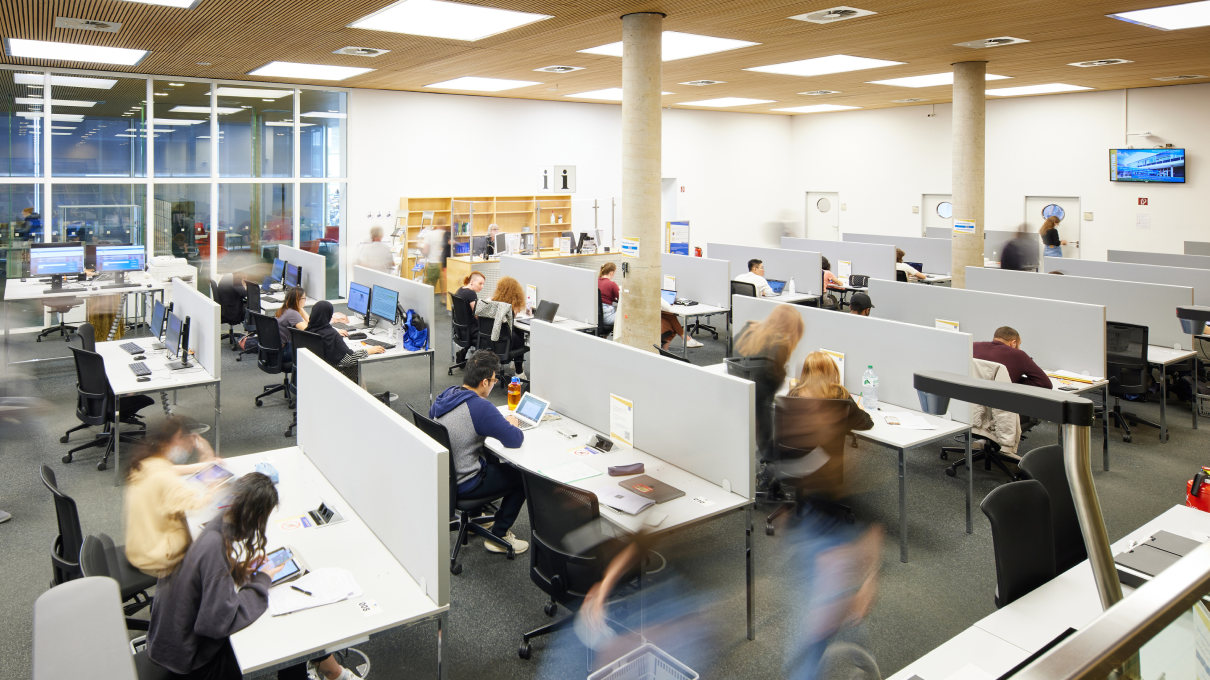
[848,292,874,316]
[735,258,775,297]
[430,350,529,554]
[973,326,1052,389]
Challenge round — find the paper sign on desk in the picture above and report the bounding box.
[662,275,676,291]
[609,393,634,448]
[882,413,936,430]
[525,284,538,313]
[935,319,960,332]
[820,348,844,382]
[540,461,601,484]
[1046,370,1102,384]
[268,568,362,616]
[838,260,852,280]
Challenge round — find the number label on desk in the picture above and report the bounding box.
[356,599,382,617]
[690,496,716,508]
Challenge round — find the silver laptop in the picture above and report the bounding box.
[512,392,551,431]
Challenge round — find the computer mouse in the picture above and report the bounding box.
[133,355,146,361]
[136,376,150,382]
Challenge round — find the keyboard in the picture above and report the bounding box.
[362,338,395,349]
[44,285,85,293]
[263,296,283,304]
[128,362,151,377]
[101,283,140,290]
[333,322,365,331]
[119,342,143,355]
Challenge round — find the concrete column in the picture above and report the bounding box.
[614,12,663,352]
[950,61,986,289]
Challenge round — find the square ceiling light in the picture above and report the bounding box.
[986,83,1092,96]
[120,0,203,7]
[579,31,760,62]
[563,88,673,101]
[745,54,905,77]
[249,62,373,81]
[266,121,315,127]
[4,38,149,66]
[170,105,241,114]
[677,97,776,107]
[14,73,117,89]
[424,76,541,91]
[215,87,293,98]
[772,104,861,113]
[1109,0,1210,29]
[349,0,552,41]
[14,97,97,107]
[868,72,1011,87]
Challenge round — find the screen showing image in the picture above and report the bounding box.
[150,300,167,339]
[190,464,234,486]
[1110,148,1185,183]
[370,284,398,322]
[347,282,370,316]
[270,258,286,282]
[96,245,145,272]
[284,264,301,288]
[166,313,183,357]
[30,245,84,276]
[660,289,677,305]
[515,394,546,422]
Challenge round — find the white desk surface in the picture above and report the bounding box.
[1046,371,1108,394]
[771,292,820,304]
[97,338,218,395]
[666,302,729,318]
[259,295,318,313]
[188,448,446,674]
[344,328,433,363]
[1147,345,1196,365]
[484,410,750,535]
[6,272,165,301]
[918,274,952,284]
[888,626,1030,680]
[514,316,596,333]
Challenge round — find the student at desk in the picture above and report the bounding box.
[734,258,775,297]
[477,276,528,380]
[895,248,926,281]
[848,293,874,317]
[275,287,309,353]
[660,295,702,349]
[599,262,619,324]
[732,305,806,461]
[431,350,529,555]
[305,301,384,381]
[454,272,485,362]
[973,326,1052,389]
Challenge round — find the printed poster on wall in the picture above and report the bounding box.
[820,348,845,383]
[953,219,976,235]
[666,221,690,255]
[609,393,634,448]
[621,237,640,258]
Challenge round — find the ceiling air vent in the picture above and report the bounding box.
[680,80,724,86]
[534,65,584,73]
[800,90,841,95]
[1070,59,1132,67]
[55,17,121,33]
[1153,74,1207,81]
[790,6,877,24]
[954,36,1030,49]
[893,98,929,103]
[333,46,390,57]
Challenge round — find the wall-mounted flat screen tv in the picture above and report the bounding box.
[1110,148,1185,183]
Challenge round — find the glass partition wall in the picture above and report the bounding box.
[0,66,348,302]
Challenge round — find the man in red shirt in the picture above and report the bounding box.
[973,326,1052,389]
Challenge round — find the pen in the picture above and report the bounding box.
[291,585,313,596]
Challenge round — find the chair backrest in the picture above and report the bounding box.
[32,577,139,680]
[654,344,691,363]
[0,270,6,302]
[1019,444,1087,574]
[597,294,613,335]
[252,312,286,373]
[289,328,325,371]
[40,464,85,584]
[1106,321,1149,394]
[71,347,111,427]
[207,278,219,301]
[79,535,112,579]
[896,270,908,283]
[406,403,458,518]
[731,280,757,298]
[519,467,607,602]
[449,293,474,346]
[77,321,96,352]
[245,281,262,314]
[476,315,515,358]
[981,479,1056,608]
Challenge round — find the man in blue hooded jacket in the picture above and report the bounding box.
[430,349,528,554]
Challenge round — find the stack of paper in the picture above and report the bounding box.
[268,568,363,616]
[881,413,936,430]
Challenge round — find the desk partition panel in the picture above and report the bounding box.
[296,350,449,607]
[1185,242,1210,256]
[781,237,895,283]
[984,231,1041,260]
[661,253,730,308]
[171,277,220,380]
[528,322,755,499]
[842,234,953,276]
[278,245,327,303]
[706,243,822,295]
[352,265,433,345]
[966,266,1193,348]
[732,295,973,422]
[499,255,597,324]
[1044,257,1210,305]
[926,227,952,240]
[1108,250,1210,271]
[868,279,1105,376]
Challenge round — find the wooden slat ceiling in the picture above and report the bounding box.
[0,0,1208,115]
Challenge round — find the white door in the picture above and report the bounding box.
[1025,196,1081,259]
[922,194,953,238]
[806,192,839,240]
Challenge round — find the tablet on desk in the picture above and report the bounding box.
[188,462,234,488]
[260,546,307,586]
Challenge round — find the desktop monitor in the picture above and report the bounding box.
[270,258,286,283]
[166,315,192,370]
[471,236,488,258]
[661,289,677,306]
[575,233,588,254]
[370,284,399,323]
[165,313,184,359]
[494,233,508,256]
[150,300,168,340]
[906,261,924,274]
[284,263,301,289]
[30,242,85,278]
[347,281,371,317]
[96,244,145,274]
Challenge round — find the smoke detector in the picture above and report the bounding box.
[954,36,1030,49]
[790,6,877,24]
[1069,58,1132,67]
[534,65,584,73]
[893,98,929,103]
[333,46,390,57]
[679,80,725,86]
[799,90,841,95]
[1153,74,1207,81]
[55,17,121,33]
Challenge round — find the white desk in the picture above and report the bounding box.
[773,291,821,305]
[667,302,729,358]
[188,448,447,677]
[888,626,1030,680]
[1147,345,1197,442]
[513,315,596,334]
[918,274,952,285]
[1047,371,1111,471]
[345,329,436,406]
[97,337,220,483]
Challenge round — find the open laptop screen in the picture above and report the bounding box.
[660,289,677,305]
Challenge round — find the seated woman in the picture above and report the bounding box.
[453,272,485,362]
[822,256,845,291]
[304,300,384,381]
[598,262,619,324]
[731,304,805,459]
[475,275,528,380]
[660,296,702,349]
[275,287,309,354]
[895,248,926,281]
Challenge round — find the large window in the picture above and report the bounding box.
[51,184,145,245]
[218,183,293,280]
[1,71,45,177]
[154,80,212,178]
[153,183,210,287]
[301,182,344,298]
[218,85,294,178]
[300,89,346,178]
[50,75,147,178]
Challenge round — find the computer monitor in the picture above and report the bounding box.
[661,289,677,306]
[284,263,301,289]
[30,242,84,286]
[165,313,184,359]
[370,284,399,323]
[575,232,590,253]
[495,233,508,256]
[906,261,924,274]
[166,315,192,371]
[347,281,371,318]
[96,244,145,283]
[150,300,168,340]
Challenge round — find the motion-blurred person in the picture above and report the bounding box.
[1040,215,1066,258]
[356,225,395,273]
[732,305,806,465]
[18,207,40,241]
[1000,224,1040,271]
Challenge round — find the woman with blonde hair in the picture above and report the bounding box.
[475,275,528,378]
[732,305,806,456]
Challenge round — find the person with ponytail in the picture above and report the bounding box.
[454,271,486,362]
[1040,215,1066,258]
[598,262,619,324]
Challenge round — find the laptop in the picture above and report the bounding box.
[906,262,924,273]
[660,289,677,306]
[533,300,560,323]
[766,279,787,296]
[512,392,552,431]
[617,475,685,504]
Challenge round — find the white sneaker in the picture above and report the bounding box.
[685,336,704,348]
[0,510,10,524]
[485,530,529,555]
[515,372,528,381]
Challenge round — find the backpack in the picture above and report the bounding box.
[403,309,428,351]
[236,333,259,351]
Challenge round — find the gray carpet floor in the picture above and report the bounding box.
[1,299,1203,680]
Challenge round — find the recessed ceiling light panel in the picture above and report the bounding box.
[534,65,584,73]
[15,97,97,107]
[1109,1,1210,30]
[579,31,760,62]
[868,72,1010,87]
[120,0,203,7]
[170,105,241,114]
[893,98,929,103]
[4,38,149,66]
[773,104,861,113]
[424,76,541,91]
[1069,59,1133,67]
[954,36,1030,49]
[986,83,1093,96]
[745,54,905,77]
[15,74,117,89]
[333,46,391,57]
[301,112,347,118]
[789,6,877,24]
[54,17,122,33]
[216,87,293,98]
[1153,74,1208,80]
[563,88,673,101]
[677,97,776,107]
[151,118,204,125]
[680,80,725,86]
[248,61,373,81]
[799,89,842,95]
[349,0,552,41]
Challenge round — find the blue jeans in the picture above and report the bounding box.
[1044,245,1063,258]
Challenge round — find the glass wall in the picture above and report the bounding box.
[1,71,45,177]
[300,182,343,298]
[153,80,212,178]
[153,183,210,287]
[51,184,145,245]
[217,183,292,281]
[217,85,294,178]
[50,75,147,178]
[299,89,346,178]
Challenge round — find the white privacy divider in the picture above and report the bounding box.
[706,243,823,295]
[926,227,952,240]
[965,267,1193,348]
[1044,257,1210,304]
[732,296,973,423]
[843,234,953,276]
[172,277,220,379]
[499,255,598,324]
[661,253,730,308]
[528,322,755,499]
[868,279,1106,376]
[279,245,328,302]
[781,237,896,283]
[1108,250,1210,271]
[984,231,1040,260]
[352,265,434,345]
[1185,242,1210,256]
[296,350,449,607]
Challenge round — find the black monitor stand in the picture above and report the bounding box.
[166,318,193,371]
[46,274,64,290]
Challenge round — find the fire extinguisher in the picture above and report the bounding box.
[694,246,702,257]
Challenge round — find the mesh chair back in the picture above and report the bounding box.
[476,316,515,358]
[207,278,219,301]
[896,270,908,283]
[40,464,84,584]
[70,347,111,427]
[289,328,325,387]
[406,404,458,519]
[731,281,757,298]
[849,274,870,288]
[252,312,286,374]
[1019,445,1087,574]
[449,293,474,350]
[77,321,96,352]
[245,283,262,314]
[981,479,1055,607]
[520,468,605,600]
[1106,321,1149,396]
[79,535,111,579]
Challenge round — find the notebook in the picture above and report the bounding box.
[617,475,685,504]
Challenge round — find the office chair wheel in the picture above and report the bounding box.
[448,368,454,375]
[939,451,948,460]
[236,355,243,362]
[62,455,73,464]
[1123,434,1132,443]
[451,563,462,576]
[36,336,41,342]
[518,642,531,660]
[544,602,558,617]
[255,399,263,407]
[60,435,69,443]
[945,467,958,477]
[96,461,106,471]
[766,523,775,536]
[506,548,516,560]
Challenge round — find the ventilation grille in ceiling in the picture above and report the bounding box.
[333,46,390,57]
[800,90,841,95]
[790,6,877,24]
[680,80,724,86]
[893,98,929,103]
[534,65,584,73]
[954,36,1030,49]
[1153,74,1207,81]
[1070,58,1132,67]
[55,17,121,32]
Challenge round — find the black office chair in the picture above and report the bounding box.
[252,312,293,407]
[895,270,908,283]
[207,277,220,301]
[38,295,83,342]
[1018,445,1087,575]
[75,321,96,352]
[516,468,639,660]
[236,284,262,361]
[476,313,528,379]
[941,433,1017,481]
[1102,321,1159,442]
[448,293,475,375]
[761,397,858,535]
[41,464,85,586]
[406,404,514,570]
[79,533,156,631]
[654,344,691,363]
[596,295,615,339]
[287,328,326,438]
[981,479,1055,608]
[215,275,244,346]
[731,280,757,298]
[62,347,153,471]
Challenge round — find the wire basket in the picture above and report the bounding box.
[588,643,698,680]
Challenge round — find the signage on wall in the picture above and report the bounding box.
[620,236,640,258]
[953,218,976,235]
[1138,198,1148,205]
[553,165,576,194]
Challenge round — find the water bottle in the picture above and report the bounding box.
[787,277,796,294]
[862,365,879,411]
[507,377,522,410]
